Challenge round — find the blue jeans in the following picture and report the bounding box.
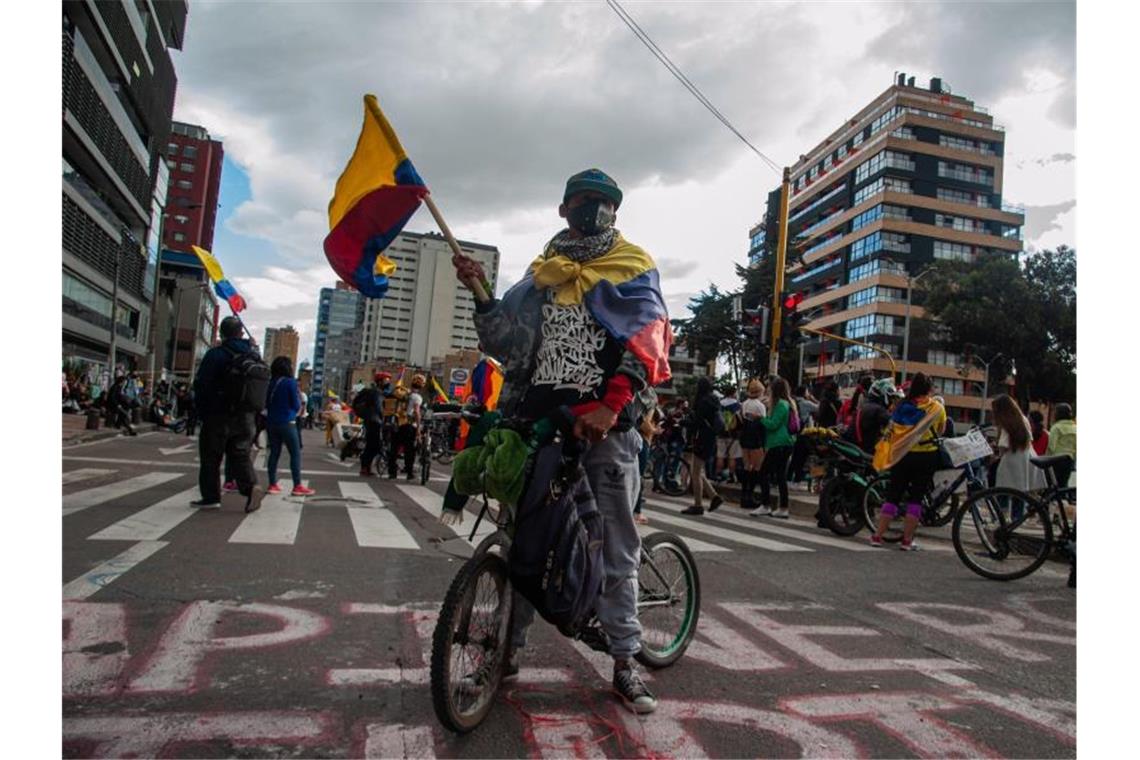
[267,421,303,487]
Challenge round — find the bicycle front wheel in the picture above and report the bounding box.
[820,476,866,536]
[430,553,513,733]
[952,487,1053,581]
[636,532,700,669]
[662,458,691,497]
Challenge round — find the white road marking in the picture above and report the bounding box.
[339,482,419,550]
[63,472,184,516]
[646,498,877,552]
[640,506,813,552]
[158,443,194,456]
[394,484,497,548]
[62,541,168,599]
[637,524,730,552]
[62,468,116,486]
[88,487,202,542]
[63,456,364,477]
[227,482,308,545]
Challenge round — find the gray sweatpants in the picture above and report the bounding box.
[510,427,643,659]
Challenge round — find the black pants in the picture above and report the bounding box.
[198,413,256,502]
[360,422,383,472]
[789,436,810,483]
[184,410,198,436]
[886,450,940,506]
[388,424,417,477]
[758,445,792,508]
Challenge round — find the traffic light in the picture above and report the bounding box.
[779,291,810,349]
[740,305,770,376]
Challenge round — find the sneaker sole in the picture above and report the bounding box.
[614,689,658,714]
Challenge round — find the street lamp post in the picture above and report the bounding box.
[900,268,936,383]
[959,351,1004,426]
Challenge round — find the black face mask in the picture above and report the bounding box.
[566,199,615,236]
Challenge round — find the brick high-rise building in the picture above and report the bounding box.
[62,0,188,385]
[264,326,300,368]
[161,122,223,252]
[762,73,1025,421]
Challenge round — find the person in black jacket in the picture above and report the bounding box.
[192,317,264,513]
[357,371,390,477]
[816,381,841,428]
[682,376,724,515]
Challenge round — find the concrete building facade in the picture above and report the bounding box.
[264,325,300,368]
[312,282,364,401]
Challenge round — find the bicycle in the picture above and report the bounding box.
[952,454,1076,584]
[645,437,691,497]
[798,427,878,536]
[429,414,701,734]
[861,436,989,542]
[417,424,433,485]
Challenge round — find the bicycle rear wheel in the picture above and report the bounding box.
[661,458,691,497]
[421,443,432,485]
[635,532,700,669]
[430,552,513,733]
[861,472,902,542]
[952,487,1053,581]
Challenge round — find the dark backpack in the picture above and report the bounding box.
[352,388,379,423]
[509,442,606,637]
[222,346,271,413]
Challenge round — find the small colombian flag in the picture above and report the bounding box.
[324,95,429,298]
[190,245,246,312]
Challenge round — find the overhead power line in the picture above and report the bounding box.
[605,0,783,176]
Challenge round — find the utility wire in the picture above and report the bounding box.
[605,0,783,176]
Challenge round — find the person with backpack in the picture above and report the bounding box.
[354,371,389,477]
[191,316,268,512]
[750,376,798,519]
[265,357,314,497]
[451,168,671,713]
[106,374,138,436]
[682,376,725,516]
[715,385,743,483]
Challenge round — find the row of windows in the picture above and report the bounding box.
[853,176,912,206]
[937,161,993,185]
[931,377,965,396]
[934,213,987,234]
[927,349,963,367]
[936,187,991,208]
[903,106,989,129]
[166,143,199,159]
[165,158,196,173]
[789,182,848,223]
[846,314,905,340]
[848,257,907,284]
[851,203,911,232]
[844,342,895,361]
[850,231,909,263]
[855,150,915,183]
[848,285,907,309]
[939,134,995,155]
[932,240,976,263]
[791,257,841,283]
[891,126,916,141]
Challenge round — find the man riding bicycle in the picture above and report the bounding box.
[451,168,673,714]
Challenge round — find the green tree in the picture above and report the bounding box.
[673,285,747,387]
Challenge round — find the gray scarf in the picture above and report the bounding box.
[544,227,618,263]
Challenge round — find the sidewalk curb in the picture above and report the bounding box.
[63,424,160,447]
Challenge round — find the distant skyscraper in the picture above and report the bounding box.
[264,326,300,368]
[359,231,500,367]
[162,122,224,253]
[312,282,364,400]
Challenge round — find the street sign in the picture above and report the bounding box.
[449,368,470,385]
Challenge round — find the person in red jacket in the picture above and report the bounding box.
[1028,410,1050,456]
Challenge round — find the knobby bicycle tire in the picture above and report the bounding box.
[951,487,1053,581]
[635,532,700,669]
[430,552,513,733]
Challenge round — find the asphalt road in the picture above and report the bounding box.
[62,428,1075,758]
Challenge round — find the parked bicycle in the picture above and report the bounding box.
[952,454,1075,585]
[644,438,690,497]
[430,412,701,733]
[798,427,877,536]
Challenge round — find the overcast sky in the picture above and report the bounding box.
[170,0,1076,365]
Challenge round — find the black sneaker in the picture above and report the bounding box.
[709,495,724,512]
[613,661,657,714]
[245,485,265,514]
[681,505,704,516]
[190,499,220,510]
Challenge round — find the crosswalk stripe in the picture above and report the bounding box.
[227,482,308,545]
[62,468,116,486]
[645,498,876,552]
[640,505,812,552]
[62,541,168,599]
[63,472,184,516]
[394,484,497,548]
[638,525,729,552]
[340,482,419,550]
[88,487,202,541]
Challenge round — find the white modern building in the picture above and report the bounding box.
[359,231,500,367]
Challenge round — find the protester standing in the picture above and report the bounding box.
[264,357,314,496]
[738,379,767,511]
[107,375,138,436]
[715,386,743,483]
[356,372,389,477]
[751,377,796,518]
[816,381,841,428]
[991,394,1045,498]
[682,377,724,515]
[1046,403,1076,486]
[1028,410,1049,456]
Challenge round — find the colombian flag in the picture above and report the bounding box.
[190,245,246,312]
[324,95,429,298]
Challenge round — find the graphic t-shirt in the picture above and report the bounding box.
[518,298,623,418]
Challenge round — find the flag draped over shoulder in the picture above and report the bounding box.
[324,95,429,298]
[190,245,246,312]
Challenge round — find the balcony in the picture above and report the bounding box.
[938,166,993,185]
[799,207,847,238]
[790,182,848,223]
[1001,201,1026,215]
[885,156,916,172]
[791,258,841,284]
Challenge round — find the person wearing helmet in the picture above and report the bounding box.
[355,371,392,477]
[388,373,426,480]
[848,378,897,455]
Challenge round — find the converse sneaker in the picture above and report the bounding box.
[773,507,790,519]
[222,480,238,494]
[899,539,920,552]
[613,660,657,714]
[869,534,885,547]
[749,505,773,517]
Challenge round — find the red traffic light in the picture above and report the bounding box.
[783,292,805,311]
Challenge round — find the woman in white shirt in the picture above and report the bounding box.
[738,379,767,511]
[991,394,1045,520]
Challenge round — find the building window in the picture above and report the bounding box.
[166,143,178,155]
[939,134,994,155]
[851,205,883,232]
[891,126,916,140]
[848,257,906,283]
[935,213,986,234]
[937,161,993,186]
[172,232,186,242]
[176,179,192,190]
[845,313,905,339]
[933,240,976,263]
[183,145,199,159]
[180,162,194,173]
[937,187,990,208]
[848,285,907,309]
[931,377,965,396]
[927,349,962,367]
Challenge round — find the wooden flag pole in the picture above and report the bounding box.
[423,193,491,303]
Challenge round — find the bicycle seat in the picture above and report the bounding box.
[1030,454,1073,471]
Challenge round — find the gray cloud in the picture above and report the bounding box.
[1023,199,1076,244]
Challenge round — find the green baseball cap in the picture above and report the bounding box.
[563,168,623,209]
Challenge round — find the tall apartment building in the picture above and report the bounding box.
[62,0,188,384]
[311,281,365,401]
[161,122,223,253]
[762,74,1025,421]
[359,231,500,367]
[264,326,300,367]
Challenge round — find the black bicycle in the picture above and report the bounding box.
[645,438,690,497]
[861,443,988,542]
[952,454,1076,584]
[798,427,878,536]
[430,418,700,734]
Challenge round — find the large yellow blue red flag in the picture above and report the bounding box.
[190,245,246,312]
[324,95,429,298]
